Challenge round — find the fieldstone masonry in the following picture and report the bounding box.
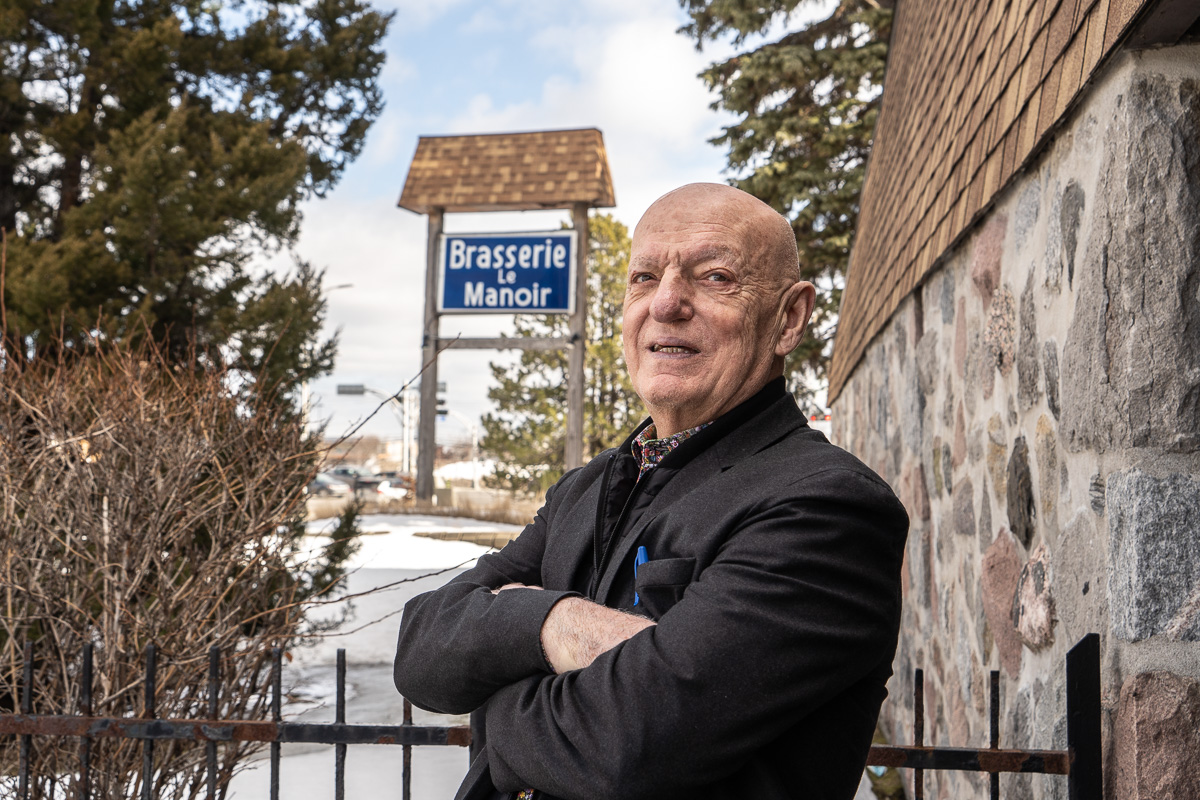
[833,47,1200,800]
[1108,470,1200,641]
[1114,672,1200,800]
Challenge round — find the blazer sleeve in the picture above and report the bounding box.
[392,471,583,715]
[482,467,909,800]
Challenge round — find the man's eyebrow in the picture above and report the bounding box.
[628,245,740,271]
[687,244,739,265]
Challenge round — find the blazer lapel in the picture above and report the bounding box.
[593,395,809,605]
[542,467,608,591]
[711,394,808,471]
[594,445,724,604]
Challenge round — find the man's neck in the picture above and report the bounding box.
[647,372,785,438]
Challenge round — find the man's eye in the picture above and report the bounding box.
[631,273,656,283]
[705,272,731,282]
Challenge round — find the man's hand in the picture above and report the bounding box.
[540,596,656,673]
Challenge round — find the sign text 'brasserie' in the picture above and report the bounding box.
[439,231,576,314]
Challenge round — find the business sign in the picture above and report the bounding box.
[438,230,576,314]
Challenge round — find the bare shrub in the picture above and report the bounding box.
[0,341,352,798]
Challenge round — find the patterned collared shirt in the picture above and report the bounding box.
[631,421,712,481]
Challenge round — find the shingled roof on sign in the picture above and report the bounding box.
[397,128,616,214]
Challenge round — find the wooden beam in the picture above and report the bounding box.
[437,337,569,351]
[565,203,589,470]
[416,209,443,502]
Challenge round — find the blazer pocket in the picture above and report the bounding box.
[635,557,696,619]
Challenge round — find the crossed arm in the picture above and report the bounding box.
[492,582,655,673]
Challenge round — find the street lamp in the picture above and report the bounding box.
[336,383,418,474]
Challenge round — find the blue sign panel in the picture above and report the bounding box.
[439,230,576,314]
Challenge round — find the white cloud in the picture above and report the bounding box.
[445,5,734,224]
[460,7,504,35]
[297,0,741,440]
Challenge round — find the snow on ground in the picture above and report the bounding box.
[302,513,520,571]
[433,459,497,483]
[229,514,516,799]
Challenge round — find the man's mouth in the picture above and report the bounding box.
[650,344,698,354]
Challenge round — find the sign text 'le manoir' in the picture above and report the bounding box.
[438,230,576,314]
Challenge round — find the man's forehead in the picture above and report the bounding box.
[635,193,749,234]
[630,183,799,283]
[628,240,742,269]
[630,206,761,269]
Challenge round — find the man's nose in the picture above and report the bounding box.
[649,271,693,322]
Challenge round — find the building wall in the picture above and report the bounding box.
[830,0,1159,399]
[832,45,1200,800]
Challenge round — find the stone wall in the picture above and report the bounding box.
[833,45,1200,800]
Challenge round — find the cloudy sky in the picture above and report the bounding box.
[293,0,744,444]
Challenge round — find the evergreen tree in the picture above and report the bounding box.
[481,214,643,494]
[679,0,892,400]
[0,0,392,397]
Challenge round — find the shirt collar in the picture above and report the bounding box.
[618,376,790,472]
[631,421,712,480]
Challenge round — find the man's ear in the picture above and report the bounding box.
[775,281,817,357]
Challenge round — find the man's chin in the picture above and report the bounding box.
[641,387,716,426]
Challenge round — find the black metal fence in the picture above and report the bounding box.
[870,633,1101,800]
[0,642,468,800]
[1,634,1100,799]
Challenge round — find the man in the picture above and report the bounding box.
[394,184,909,800]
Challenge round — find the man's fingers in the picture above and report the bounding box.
[491,583,545,594]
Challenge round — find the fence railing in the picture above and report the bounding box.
[869,633,1101,800]
[0,643,468,800]
[1,633,1100,799]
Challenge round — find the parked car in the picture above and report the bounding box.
[327,465,382,492]
[376,474,414,501]
[307,473,351,496]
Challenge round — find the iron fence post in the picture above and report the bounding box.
[1066,633,1102,800]
[207,646,220,799]
[990,670,1000,800]
[80,643,93,800]
[142,644,156,800]
[335,648,347,800]
[270,647,282,800]
[19,641,33,800]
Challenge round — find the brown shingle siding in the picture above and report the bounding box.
[1084,1,1110,74]
[1037,58,1064,137]
[830,0,1157,400]
[1059,29,1088,109]
[1047,2,1074,66]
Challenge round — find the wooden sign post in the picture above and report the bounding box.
[398,129,615,501]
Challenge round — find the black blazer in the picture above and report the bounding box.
[394,388,909,800]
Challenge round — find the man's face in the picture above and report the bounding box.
[622,189,798,436]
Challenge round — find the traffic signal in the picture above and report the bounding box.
[436,382,448,417]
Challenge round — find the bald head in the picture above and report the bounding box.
[622,183,816,436]
[634,183,800,287]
